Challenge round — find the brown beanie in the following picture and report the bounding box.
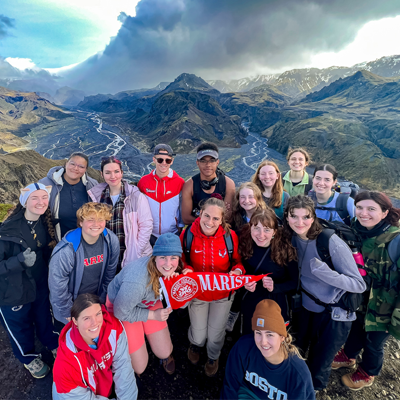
[251,300,287,337]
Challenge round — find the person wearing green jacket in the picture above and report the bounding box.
[281,148,313,196]
[332,191,400,391]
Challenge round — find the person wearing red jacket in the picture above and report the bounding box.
[138,144,185,246]
[52,293,137,400]
[180,196,245,377]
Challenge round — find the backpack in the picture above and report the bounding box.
[182,224,234,268]
[334,182,359,199]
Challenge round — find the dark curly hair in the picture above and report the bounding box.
[239,209,296,266]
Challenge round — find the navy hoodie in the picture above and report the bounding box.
[221,335,315,400]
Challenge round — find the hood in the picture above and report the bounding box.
[88,180,138,201]
[151,168,177,182]
[191,217,226,239]
[46,165,93,187]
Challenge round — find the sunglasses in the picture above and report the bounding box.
[155,157,173,164]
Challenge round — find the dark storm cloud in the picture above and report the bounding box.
[62,0,400,93]
[0,15,15,39]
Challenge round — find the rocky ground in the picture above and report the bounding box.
[1,309,400,399]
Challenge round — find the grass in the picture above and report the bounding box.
[0,204,14,222]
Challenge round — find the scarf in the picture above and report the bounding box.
[100,181,126,269]
[353,219,392,240]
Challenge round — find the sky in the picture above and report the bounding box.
[1,0,400,94]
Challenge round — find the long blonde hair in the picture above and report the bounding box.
[232,182,266,229]
[146,256,183,297]
[252,161,284,208]
[281,333,304,360]
[200,196,231,235]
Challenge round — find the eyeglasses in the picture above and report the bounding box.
[155,157,173,165]
[69,161,87,170]
[198,159,217,165]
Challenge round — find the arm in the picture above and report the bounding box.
[310,235,366,293]
[0,241,28,276]
[52,383,110,400]
[49,247,75,323]
[272,259,299,294]
[224,177,236,220]
[136,193,153,257]
[112,327,138,400]
[221,342,245,400]
[113,281,150,323]
[181,179,196,225]
[100,232,119,303]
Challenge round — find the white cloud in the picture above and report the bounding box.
[5,57,37,70]
[309,16,400,68]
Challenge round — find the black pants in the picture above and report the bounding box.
[344,313,390,376]
[0,280,59,364]
[295,307,352,390]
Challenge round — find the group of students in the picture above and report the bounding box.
[0,141,399,399]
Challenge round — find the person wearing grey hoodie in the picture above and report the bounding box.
[283,195,366,391]
[49,203,119,324]
[39,152,98,241]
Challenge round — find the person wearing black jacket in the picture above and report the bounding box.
[0,183,59,379]
[238,209,298,335]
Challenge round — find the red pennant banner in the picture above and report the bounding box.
[159,272,270,309]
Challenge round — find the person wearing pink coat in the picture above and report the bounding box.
[88,156,153,272]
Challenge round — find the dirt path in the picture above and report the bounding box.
[0,311,398,399]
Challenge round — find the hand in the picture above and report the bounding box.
[229,269,241,276]
[262,276,274,292]
[182,268,192,275]
[153,307,173,322]
[164,272,179,280]
[244,281,257,292]
[22,248,36,267]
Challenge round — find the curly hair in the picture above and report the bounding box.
[146,256,183,297]
[252,161,284,208]
[281,332,304,360]
[200,196,231,235]
[282,195,322,241]
[354,191,400,227]
[239,209,296,266]
[6,204,56,249]
[231,182,266,230]
[76,203,112,226]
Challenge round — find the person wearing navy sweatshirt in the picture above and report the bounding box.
[222,300,315,400]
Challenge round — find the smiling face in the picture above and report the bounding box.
[155,255,180,277]
[356,199,389,229]
[65,156,88,182]
[80,213,106,240]
[199,204,223,236]
[153,151,173,177]
[258,165,279,189]
[239,188,257,213]
[288,151,307,172]
[73,303,103,345]
[254,330,285,364]
[196,156,219,179]
[251,221,275,247]
[25,190,49,219]
[102,162,123,188]
[313,170,336,196]
[287,207,314,239]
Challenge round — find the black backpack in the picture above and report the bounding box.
[182,224,233,268]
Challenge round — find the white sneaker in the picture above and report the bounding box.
[24,356,50,379]
[226,311,240,332]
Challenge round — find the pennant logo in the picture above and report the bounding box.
[171,276,199,301]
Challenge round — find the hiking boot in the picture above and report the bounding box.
[188,344,201,365]
[160,354,175,375]
[341,366,374,391]
[332,348,356,370]
[226,311,240,332]
[205,358,219,377]
[51,348,58,359]
[24,356,50,379]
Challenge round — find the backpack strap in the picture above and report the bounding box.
[217,169,227,199]
[183,225,194,266]
[316,228,335,270]
[335,193,351,223]
[388,234,400,266]
[223,232,234,268]
[304,174,313,195]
